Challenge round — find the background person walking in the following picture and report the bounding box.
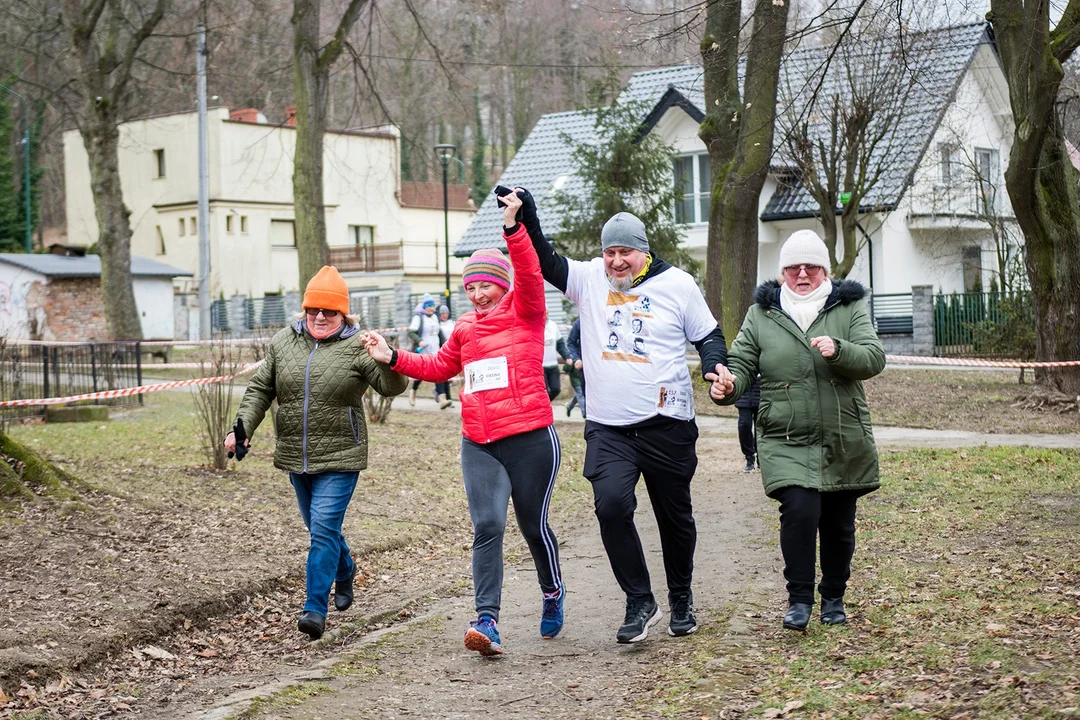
[407,295,441,406]
[362,190,565,656]
[716,230,885,632]
[224,266,407,641]
[435,304,455,409]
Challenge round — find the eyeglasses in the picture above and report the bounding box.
[782,264,825,278]
[305,308,340,318]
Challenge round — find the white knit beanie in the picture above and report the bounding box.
[778,230,831,276]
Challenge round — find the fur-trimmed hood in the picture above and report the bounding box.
[753,279,867,310]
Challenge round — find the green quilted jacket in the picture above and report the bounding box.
[721,279,886,498]
[235,320,408,473]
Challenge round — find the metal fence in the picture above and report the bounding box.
[933,290,1033,357]
[869,293,913,334]
[0,342,144,420]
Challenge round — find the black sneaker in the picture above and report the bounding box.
[668,590,698,636]
[743,456,756,473]
[616,596,662,644]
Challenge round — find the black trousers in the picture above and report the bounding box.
[583,418,698,601]
[543,366,561,402]
[774,486,859,604]
[737,406,757,459]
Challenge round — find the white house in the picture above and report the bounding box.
[0,254,190,341]
[63,107,475,304]
[458,23,1015,303]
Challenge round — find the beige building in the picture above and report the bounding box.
[63,107,474,301]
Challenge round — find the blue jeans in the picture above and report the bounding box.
[289,471,359,616]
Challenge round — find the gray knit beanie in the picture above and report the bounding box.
[601,212,649,253]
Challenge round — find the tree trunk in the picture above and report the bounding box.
[82,115,142,340]
[990,0,1080,393]
[700,0,790,342]
[292,0,331,289]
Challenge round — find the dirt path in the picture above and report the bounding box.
[179,439,780,720]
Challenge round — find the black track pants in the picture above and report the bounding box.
[583,418,698,602]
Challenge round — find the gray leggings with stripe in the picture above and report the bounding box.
[461,425,562,621]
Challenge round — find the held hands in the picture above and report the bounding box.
[361,331,393,363]
[810,336,836,358]
[574,359,583,371]
[501,189,523,228]
[223,432,249,455]
[704,363,736,401]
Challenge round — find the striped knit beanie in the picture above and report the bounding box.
[462,248,512,291]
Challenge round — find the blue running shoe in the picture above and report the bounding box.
[540,587,565,639]
[464,616,503,656]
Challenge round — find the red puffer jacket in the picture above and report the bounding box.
[392,224,553,444]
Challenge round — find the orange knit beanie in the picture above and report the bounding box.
[302,266,350,315]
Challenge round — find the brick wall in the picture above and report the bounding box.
[26,278,111,342]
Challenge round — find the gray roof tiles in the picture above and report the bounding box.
[0,254,193,278]
[456,22,990,255]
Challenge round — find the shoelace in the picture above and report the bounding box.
[542,598,560,619]
[671,596,691,619]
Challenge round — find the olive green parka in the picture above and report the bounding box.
[235,320,408,474]
[721,280,886,497]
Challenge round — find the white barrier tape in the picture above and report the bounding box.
[0,362,262,408]
[887,355,1080,369]
[7,328,410,348]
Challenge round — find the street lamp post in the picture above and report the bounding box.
[0,82,32,253]
[434,144,457,315]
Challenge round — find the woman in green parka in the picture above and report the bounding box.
[716,230,885,632]
[223,266,408,640]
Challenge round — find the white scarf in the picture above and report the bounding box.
[780,278,833,333]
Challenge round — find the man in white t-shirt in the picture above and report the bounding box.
[513,188,733,644]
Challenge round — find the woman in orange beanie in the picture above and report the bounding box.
[225,265,408,640]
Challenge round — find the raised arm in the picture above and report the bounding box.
[501,191,548,324]
[516,187,569,292]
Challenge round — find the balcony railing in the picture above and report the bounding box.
[329,242,404,273]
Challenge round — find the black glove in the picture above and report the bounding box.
[493,185,525,225]
[515,186,539,227]
[227,417,249,461]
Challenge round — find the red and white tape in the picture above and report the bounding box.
[0,362,262,408]
[7,327,410,348]
[887,355,1080,369]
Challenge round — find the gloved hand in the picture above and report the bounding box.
[228,417,249,461]
[515,186,538,228]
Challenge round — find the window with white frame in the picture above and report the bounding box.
[155,225,166,255]
[973,147,999,214]
[270,219,296,247]
[154,149,166,178]
[178,218,185,236]
[240,215,248,233]
[938,143,959,185]
[673,154,711,224]
[348,224,374,247]
[190,216,197,235]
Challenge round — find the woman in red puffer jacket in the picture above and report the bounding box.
[362,189,564,657]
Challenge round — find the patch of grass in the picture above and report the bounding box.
[667,447,1080,719]
[233,681,332,719]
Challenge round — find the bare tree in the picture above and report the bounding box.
[779,28,923,278]
[987,0,1080,393]
[699,0,791,341]
[292,0,370,288]
[58,0,167,339]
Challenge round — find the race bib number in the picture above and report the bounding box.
[463,356,509,394]
[656,385,693,420]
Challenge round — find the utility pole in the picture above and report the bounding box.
[435,144,457,315]
[0,82,32,253]
[196,18,211,339]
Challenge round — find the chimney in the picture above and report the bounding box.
[285,105,297,127]
[230,108,261,123]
